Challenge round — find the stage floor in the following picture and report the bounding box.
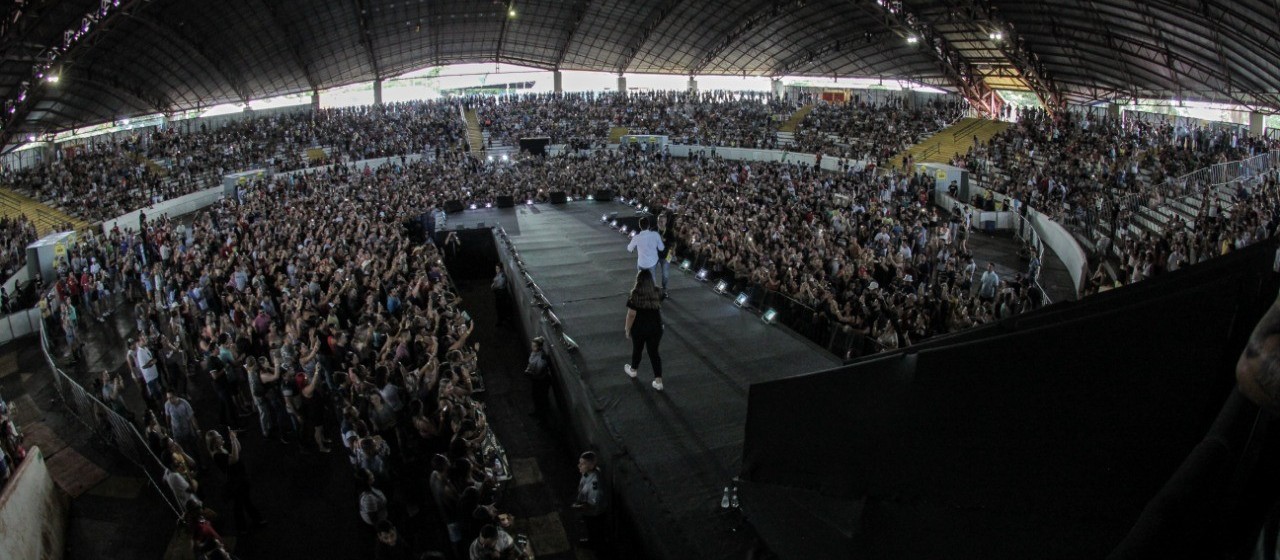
[476,201,841,559]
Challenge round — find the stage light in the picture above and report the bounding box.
[680,259,692,271]
[629,231,637,238]
[762,309,778,324]
[568,197,575,202]
[907,36,919,44]
[562,333,579,352]
[696,269,708,282]
[620,225,628,234]
[714,280,729,294]
[611,219,619,228]
[642,206,649,213]
[601,214,609,222]
[469,203,477,210]
[989,31,1003,41]
[526,199,533,205]
[587,195,595,200]
[546,309,562,329]
[46,74,59,84]
[735,293,749,307]
[487,155,494,162]
[485,202,492,208]
[501,154,509,162]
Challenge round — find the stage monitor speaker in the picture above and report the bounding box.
[519,137,551,157]
[496,195,515,208]
[594,189,614,202]
[445,200,465,214]
[550,191,568,204]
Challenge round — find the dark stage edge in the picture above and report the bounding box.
[496,202,841,560]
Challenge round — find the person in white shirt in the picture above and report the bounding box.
[626,217,664,280]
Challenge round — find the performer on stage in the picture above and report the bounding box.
[626,217,664,281]
[624,269,665,391]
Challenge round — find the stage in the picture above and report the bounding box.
[463,200,841,559]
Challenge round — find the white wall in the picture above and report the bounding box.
[100,185,227,234]
[0,447,68,560]
[1029,209,1088,298]
[664,144,868,172]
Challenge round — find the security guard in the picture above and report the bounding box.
[572,451,609,548]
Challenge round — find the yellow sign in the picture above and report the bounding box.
[936,170,948,180]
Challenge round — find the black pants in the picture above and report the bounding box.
[530,376,553,418]
[630,329,663,378]
[228,481,262,531]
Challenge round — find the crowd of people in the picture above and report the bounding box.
[0,214,38,281]
[0,390,26,491]
[42,151,542,558]
[791,96,967,163]
[473,91,797,149]
[956,107,1280,290]
[0,101,465,223]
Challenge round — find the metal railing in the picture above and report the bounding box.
[38,320,182,518]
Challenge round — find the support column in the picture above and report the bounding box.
[617,75,627,94]
[311,90,320,112]
[553,70,563,93]
[1107,102,1122,122]
[687,76,697,94]
[1250,111,1265,137]
[771,78,784,99]
[373,78,383,105]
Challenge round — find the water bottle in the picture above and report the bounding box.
[720,486,730,509]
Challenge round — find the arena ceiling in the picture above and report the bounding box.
[2,0,1279,148]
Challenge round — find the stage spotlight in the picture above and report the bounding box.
[696,269,709,282]
[501,154,509,162]
[601,214,609,222]
[485,202,493,208]
[620,225,628,234]
[469,203,477,210]
[568,197,575,202]
[629,231,637,238]
[487,155,494,162]
[587,195,595,200]
[611,219,619,228]
[526,199,534,205]
[762,309,778,324]
[714,280,729,294]
[642,206,649,213]
[680,259,692,272]
[907,36,919,44]
[735,293,749,307]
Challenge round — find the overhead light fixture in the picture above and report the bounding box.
[735,293,749,307]
[907,36,919,44]
[508,8,517,18]
[696,269,709,282]
[714,280,729,294]
[762,309,778,324]
[46,74,59,84]
[680,259,692,272]
[989,31,1003,41]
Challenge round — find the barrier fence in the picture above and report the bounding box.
[37,323,182,519]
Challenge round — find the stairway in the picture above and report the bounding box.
[777,103,814,134]
[0,187,90,234]
[463,110,485,157]
[886,118,1009,171]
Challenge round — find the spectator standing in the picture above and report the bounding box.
[626,217,664,281]
[623,269,665,391]
[524,337,552,422]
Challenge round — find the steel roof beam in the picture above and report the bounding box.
[617,0,683,74]
[689,0,794,75]
[555,0,592,69]
[353,0,382,79]
[258,0,318,92]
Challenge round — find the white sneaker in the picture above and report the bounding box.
[651,378,664,391]
[624,364,637,378]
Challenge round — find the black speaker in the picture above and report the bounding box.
[550,191,567,204]
[445,200,465,213]
[594,189,614,202]
[496,195,515,208]
[519,137,551,157]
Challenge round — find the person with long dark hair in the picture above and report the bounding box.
[623,269,665,391]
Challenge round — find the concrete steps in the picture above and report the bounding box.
[777,103,815,134]
[0,187,89,234]
[888,118,1009,170]
[464,109,485,156]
